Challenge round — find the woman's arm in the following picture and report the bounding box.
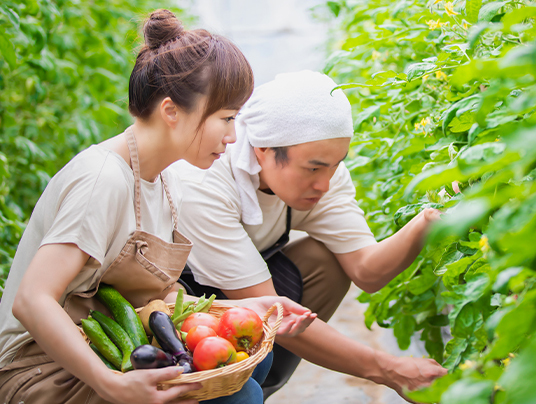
[13,243,200,404]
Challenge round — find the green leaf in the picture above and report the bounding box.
[0,32,16,70]
[394,315,416,350]
[326,1,341,17]
[394,202,443,227]
[405,62,436,82]
[466,0,483,23]
[499,335,536,404]
[478,1,507,22]
[353,105,381,130]
[502,6,536,31]
[441,378,494,404]
[406,371,461,403]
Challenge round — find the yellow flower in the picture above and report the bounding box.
[434,0,442,4]
[415,117,431,133]
[502,357,511,367]
[463,22,469,29]
[426,19,446,30]
[435,71,447,81]
[372,50,381,61]
[423,74,430,80]
[479,236,490,253]
[445,2,459,16]
[459,360,475,370]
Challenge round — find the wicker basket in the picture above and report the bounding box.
[82,301,283,401]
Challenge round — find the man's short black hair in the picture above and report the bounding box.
[270,146,289,166]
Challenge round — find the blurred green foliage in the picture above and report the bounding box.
[0,1,191,295]
[323,0,536,401]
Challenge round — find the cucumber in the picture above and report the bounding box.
[95,284,149,347]
[82,318,122,370]
[90,343,118,370]
[90,310,135,372]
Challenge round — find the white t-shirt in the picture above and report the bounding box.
[170,152,376,291]
[0,144,182,367]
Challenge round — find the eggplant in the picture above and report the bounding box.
[130,345,175,369]
[149,311,192,362]
[177,356,195,374]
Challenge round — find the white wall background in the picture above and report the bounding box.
[185,0,332,86]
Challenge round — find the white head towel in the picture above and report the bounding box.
[230,70,354,225]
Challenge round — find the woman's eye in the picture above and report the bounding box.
[309,168,319,172]
[224,116,235,123]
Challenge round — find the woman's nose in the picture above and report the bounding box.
[225,124,237,144]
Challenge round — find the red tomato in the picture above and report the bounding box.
[217,307,263,351]
[180,312,220,334]
[185,325,217,352]
[193,336,237,370]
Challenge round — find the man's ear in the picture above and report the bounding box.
[253,147,270,164]
[160,97,178,127]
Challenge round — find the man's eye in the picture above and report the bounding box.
[309,168,319,172]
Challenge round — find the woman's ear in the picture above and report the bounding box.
[160,97,178,127]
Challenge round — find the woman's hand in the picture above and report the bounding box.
[233,296,317,337]
[95,366,202,404]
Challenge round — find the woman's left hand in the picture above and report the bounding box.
[235,296,317,337]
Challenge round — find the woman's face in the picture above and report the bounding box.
[179,103,239,170]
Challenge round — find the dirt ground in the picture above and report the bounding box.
[266,283,426,404]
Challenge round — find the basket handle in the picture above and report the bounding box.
[262,302,283,341]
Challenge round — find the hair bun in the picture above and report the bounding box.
[144,9,185,49]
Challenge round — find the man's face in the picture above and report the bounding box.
[255,138,350,211]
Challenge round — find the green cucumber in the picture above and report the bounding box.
[90,310,135,372]
[82,318,122,370]
[89,343,118,370]
[95,284,149,347]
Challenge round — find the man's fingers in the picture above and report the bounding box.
[277,297,312,316]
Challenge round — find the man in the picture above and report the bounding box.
[171,70,446,400]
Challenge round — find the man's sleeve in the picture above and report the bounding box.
[177,181,271,290]
[296,163,378,254]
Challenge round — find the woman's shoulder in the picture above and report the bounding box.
[61,146,131,184]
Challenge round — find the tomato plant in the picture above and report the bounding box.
[181,312,220,334]
[192,336,237,371]
[217,307,263,351]
[322,0,536,401]
[185,325,217,353]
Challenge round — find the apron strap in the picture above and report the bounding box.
[125,127,142,230]
[161,173,180,230]
[125,127,179,230]
[260,206,292,260]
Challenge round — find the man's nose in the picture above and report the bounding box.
[313,174,330,193]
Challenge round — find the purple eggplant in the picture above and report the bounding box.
[177,356,195,374]
[130,345,175,369]
[149,311,193,363]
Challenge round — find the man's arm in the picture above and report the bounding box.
[222,279,447,397]
[335,208,440,293]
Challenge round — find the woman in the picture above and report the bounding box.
[0,9,315,404]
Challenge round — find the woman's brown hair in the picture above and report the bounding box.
[129,9,254,125]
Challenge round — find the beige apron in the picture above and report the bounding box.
[0,127,192,404]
